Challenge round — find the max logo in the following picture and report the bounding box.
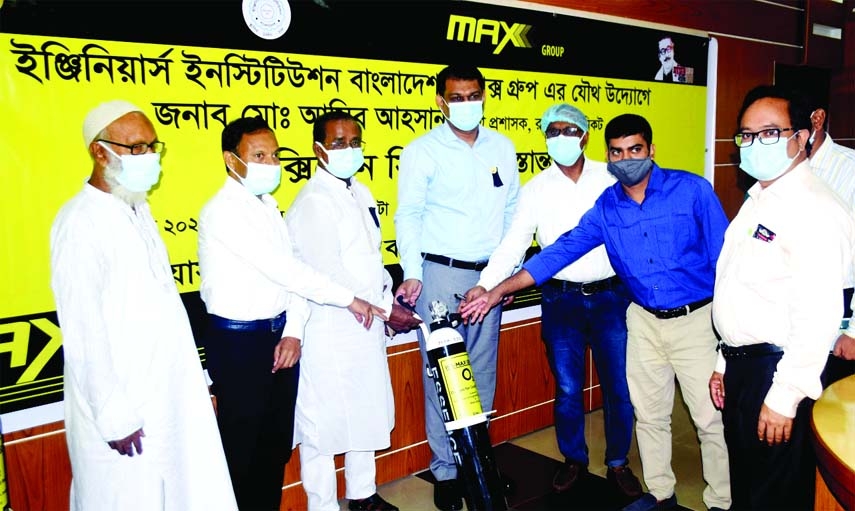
[446,14,532,55]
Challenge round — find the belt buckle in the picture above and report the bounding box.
[581,283,595,296]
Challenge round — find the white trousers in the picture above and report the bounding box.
[625,302,731,510]
[300,442,376,511]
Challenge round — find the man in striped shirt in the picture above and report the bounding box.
[807,103,855,387]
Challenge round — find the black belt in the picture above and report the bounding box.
[719,342,784,359]
[208,311,287,333]
[642,297,713,320]
[422,252,488,271]
[545,276,621,296]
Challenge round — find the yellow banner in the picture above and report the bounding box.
[0,33,706,321]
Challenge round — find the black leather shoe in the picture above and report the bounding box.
[348,493,399,511]
[608,464,643,498]
[433,479,463,511]
[552,460,587,492]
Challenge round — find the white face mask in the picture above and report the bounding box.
[739,133,799,182]
[103,158,148,205]
[99,142,162,193]
[316,142,364,179]
[230,153,281,195]
[442,98,483,131]
[546,135,584,166]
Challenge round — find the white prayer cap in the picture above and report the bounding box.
[82,100,143,148]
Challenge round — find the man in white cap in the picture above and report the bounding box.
[49,100,237,510]
[462,103,642,500]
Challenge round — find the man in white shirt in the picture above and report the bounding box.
[286,110,411,511]
[464,103,642,500]
[710,85,855,510]
[806,103,855,387]
[198,116,386,511]
[50,100,237,510]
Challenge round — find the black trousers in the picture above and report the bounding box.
[722,351,815,511]
[206,318,299,511]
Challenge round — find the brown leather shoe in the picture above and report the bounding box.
[608,464,643,498]
[348,493,399,511]
[552,460,587,492]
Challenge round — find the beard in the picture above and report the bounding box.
[103,159,148,206]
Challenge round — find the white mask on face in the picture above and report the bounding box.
[441,98,483,131]
[102,158,148,205]
[739,132,799,182]
[316,142,365,180]
[230,153,281,195]
[99,142,162,193]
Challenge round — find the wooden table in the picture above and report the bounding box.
[812,374,855,511]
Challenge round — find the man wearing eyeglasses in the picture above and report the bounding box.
[49,100,238,510]
[461,113,732,511]
[197,115,386,510]
[394,64,520,511]
[285,110,408,511]
[710,85,855,510]
[461,103,642,499]
[654,37,681,82]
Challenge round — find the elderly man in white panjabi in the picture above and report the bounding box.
[50,100,236,511]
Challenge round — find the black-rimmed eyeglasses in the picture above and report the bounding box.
[545,126,582,139]
[326,140,366,151]
[98,139,166,155]
[733,128,796,148]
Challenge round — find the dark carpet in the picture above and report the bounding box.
[416,442,693,511]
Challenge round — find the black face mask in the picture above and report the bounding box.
[607,157,653,186]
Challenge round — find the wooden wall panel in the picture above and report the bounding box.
[522,0,804,47]
[4,321,559,511]
[5,423,69,511]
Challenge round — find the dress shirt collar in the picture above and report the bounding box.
[437,120,482,146]
[810,134,833,162]
[314,166,352,189]
[746,160,811,200]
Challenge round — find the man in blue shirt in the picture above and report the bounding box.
[394,64,520,511]
[461,114,731,511]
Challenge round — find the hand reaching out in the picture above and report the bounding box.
[385,301,422,335]
[347,297,388,329]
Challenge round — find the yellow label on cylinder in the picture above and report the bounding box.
[439,352,482,419]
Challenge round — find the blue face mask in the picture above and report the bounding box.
[739,133,798,182]
[546,135,584,166]
[100,142,162,192]
[230,153,281,195]
[442,99,483,131]
[607,157,653,186]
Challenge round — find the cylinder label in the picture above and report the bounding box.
[439,353,483,419]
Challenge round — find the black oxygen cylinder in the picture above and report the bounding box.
[423,300,508,511]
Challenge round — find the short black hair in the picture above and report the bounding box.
[736,85,811,133]
[221,116,273,153]
[605,114,653,146]
[436,64,485,96]
[312,110,361,145]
